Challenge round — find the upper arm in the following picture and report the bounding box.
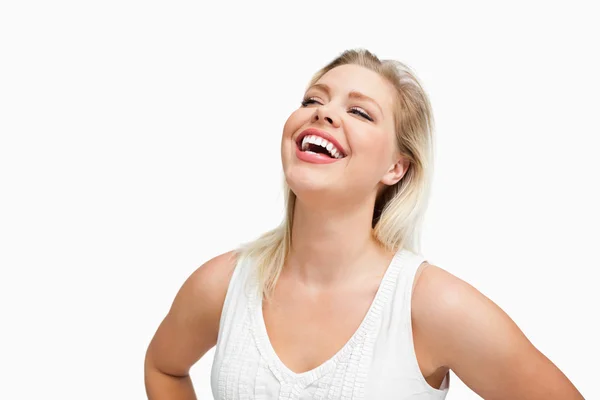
[144,250,238,377]
[412,263,584,400]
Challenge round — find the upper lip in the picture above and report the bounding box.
[296,128,347,156]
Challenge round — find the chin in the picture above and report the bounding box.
[284,170,338,199]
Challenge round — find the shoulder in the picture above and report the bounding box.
[410,261,505,367]
[145,251,239,376]
[184,250,240,315]
[194,250,239,288]
[411,261,477,312]
[410,261,584,398]
[167,250,240,340]
[410,262,469,371]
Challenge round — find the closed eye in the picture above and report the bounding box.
[349,106,373,121]
[300,98,374,122]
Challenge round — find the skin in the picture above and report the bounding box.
[144,64,584,399]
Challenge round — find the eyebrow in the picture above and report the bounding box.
[307,83,384,116]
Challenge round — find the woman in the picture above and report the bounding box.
[144,49,583,399]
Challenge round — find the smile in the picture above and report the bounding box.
[294,128,347,165]
[298,135,344,159]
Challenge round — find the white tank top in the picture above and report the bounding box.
[210,247,450,399]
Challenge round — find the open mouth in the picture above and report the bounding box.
[296,134,346,159]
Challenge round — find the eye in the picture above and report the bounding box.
[349,106,373,122]
[300,97,374,122]
[300,97,321,107]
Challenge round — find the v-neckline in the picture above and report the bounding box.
[250,248,406,387]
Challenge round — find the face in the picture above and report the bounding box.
[281,64,408,206]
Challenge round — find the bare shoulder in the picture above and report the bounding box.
[411,261,477,314]
[169,250,239,327]
[183,250,240,309]
[145,250,239,376]
[410,261,488,357]
[411,261,584,399]
[410,260,523,367]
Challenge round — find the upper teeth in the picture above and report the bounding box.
[301,135,344,159]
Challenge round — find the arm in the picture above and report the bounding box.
[144,251,238,400]
[412,263,584,400]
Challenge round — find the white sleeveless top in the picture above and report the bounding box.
[210,248,450,399]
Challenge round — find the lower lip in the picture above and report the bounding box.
[295,145,342,164]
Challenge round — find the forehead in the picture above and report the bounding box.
[312,64,396,111]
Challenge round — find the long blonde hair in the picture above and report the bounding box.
[235,48,435,302]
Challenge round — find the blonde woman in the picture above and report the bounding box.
[144,49,583,399]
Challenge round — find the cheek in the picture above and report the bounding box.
[281,111,306,162]
[282,110,306,139]
[349,129,396,176]
[351,128,390,157]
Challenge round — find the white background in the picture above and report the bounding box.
[1,1,597,399]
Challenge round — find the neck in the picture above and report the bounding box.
[286,195,392,289]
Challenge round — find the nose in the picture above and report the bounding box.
[312,104,340,128]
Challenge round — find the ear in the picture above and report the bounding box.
[380,156,410,186]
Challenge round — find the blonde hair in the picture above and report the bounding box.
[235,48,435,302]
